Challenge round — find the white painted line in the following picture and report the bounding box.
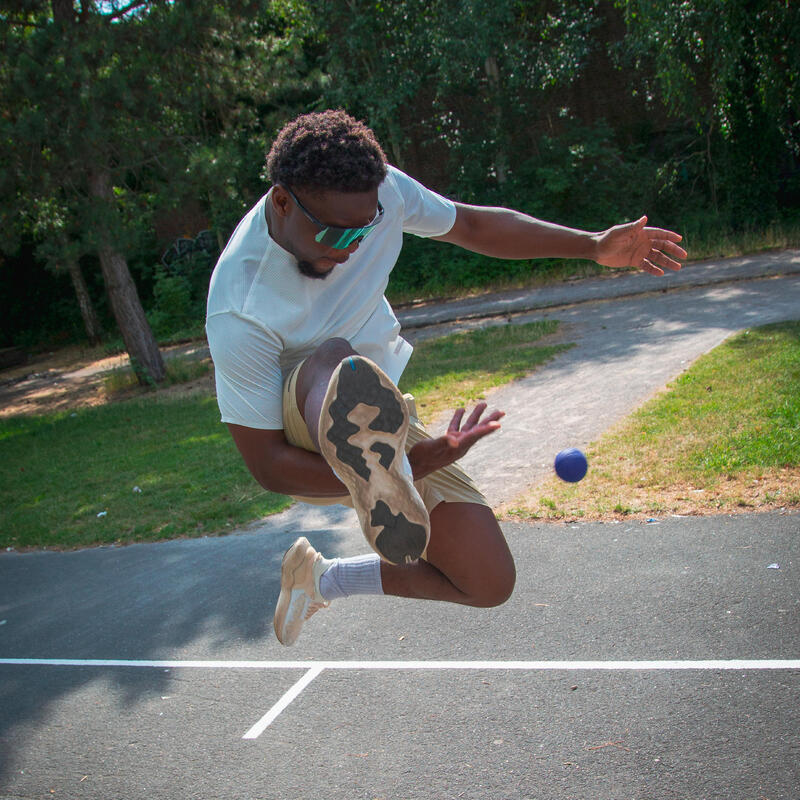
[242,666,323,739]
[1,658,799,670]
[5,658,797,736]
[0,658,320,669]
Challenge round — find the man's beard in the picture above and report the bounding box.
[297,259,332,280]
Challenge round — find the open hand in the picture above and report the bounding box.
[408,402,504,480]
[595,216,687,276]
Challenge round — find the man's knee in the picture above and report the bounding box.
[471,556,516,607]
[300,338,358,382]
[296,338,359,408]
[312,337,358,365]
[428,502,517,607]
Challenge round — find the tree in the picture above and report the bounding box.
[312,0,627,295]
[619,0,800,226]
[1,0,314,381]
[29,196,104,345]
[315,1,606,197]
[2,2,164,379]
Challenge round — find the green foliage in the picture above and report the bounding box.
[0,0,323,349]
[147,267,194,338]
[1,0,798,351]
[388,235,536,299]
[619,0,800,227]
[0,236,107,349]
[145,244,218,339]
[315,0,602,192]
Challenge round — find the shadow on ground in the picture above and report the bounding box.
[0,517,349,781]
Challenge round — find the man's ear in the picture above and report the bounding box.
[271,185,291,218]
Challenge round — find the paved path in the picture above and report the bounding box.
[458,272,800,507]
[395,248,800,329]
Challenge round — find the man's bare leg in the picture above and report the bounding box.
[296,337,359,451]
[381,501,516,607]
[296,337,515,608]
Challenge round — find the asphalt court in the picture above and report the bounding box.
[1,512,798,799]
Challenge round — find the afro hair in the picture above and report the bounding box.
[266,109,388,193]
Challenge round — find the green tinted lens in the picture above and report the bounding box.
[312,202,383,249]
[315,226,372,249]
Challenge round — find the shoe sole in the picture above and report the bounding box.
[318,356,429,564]
[273,537,313,646]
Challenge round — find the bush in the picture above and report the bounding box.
[146,242,216,339]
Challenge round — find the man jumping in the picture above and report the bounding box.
[206,109,686,645]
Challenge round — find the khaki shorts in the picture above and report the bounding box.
[282,360,488,512]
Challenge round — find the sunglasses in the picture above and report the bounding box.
[281,184,384,250]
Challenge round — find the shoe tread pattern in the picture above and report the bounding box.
[372,501,428,564]
[319,357,429,564]
[325,359,404,480]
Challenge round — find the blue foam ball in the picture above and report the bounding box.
[554,448,588,482]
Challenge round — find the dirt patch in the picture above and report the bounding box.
[0,342,214,418]
[503,468,800,521]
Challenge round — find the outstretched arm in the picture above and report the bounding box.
[432,204,687,276]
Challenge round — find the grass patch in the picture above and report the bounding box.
[399,320,572,422]
[0,395,292,549]
[387,256,605,305]
[681,219,800,263]
[2,318,572,549]
[103,353,212,396]
[508,321,800,521]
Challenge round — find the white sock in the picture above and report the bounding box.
[319,554,383,601]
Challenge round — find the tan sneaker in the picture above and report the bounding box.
[273,537,331,646]
[318,355,429,564]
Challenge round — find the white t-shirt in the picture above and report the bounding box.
[206,165,456,430]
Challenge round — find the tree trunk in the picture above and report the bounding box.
[484,55,508,185]
[385,116,405,172]
[88,168,166,384]
[51,0,74,24]
[66,259,103,345]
